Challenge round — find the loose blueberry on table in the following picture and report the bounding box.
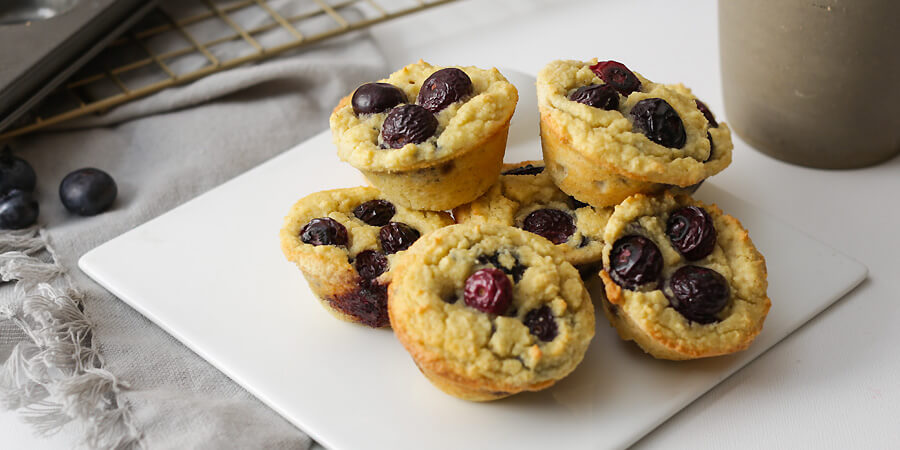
[351,82,406,115]
[353,199,396,226]
[666,206,717,260]
[0,189,39,230]
[609,235,663,289]
[417,68,473,113]
[522,208,576,245]
[300,217,348,246]
[380,104,438,149]
[630,98,687,149]
[378,222,420,254]
[589,60,642,96]
[667,265,730,324]
[568,84,619,110]
[463,267,512,314]
[0,146,37,194]
[59,167,118,216]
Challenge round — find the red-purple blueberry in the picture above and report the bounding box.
[464,267,513,314]
[589,60,642,95]
[695,99,718,127]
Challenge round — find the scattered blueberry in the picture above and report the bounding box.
[417,68,473,113]
[668,265,730,323]
[59,168,117,216]
[351,82,407,115]
[695,99,718,127]
[333,281,389,328]
[609,235,663,289]
[666,206,717,260]
[379,222,419,254]
[301,218,348,246]
[589,60,641,95]
[0,146,37,194]
[630,98,687,148]
[353,199,395,226]
[0,189,38,229]
[568,84,619,110]
[380,104,438,149]
[568,196,589,210]
[477,253,527,283]
[522,208,576,245]
[524,306,558,342]
[354,250,388,280]
[464,267,512,314]
[706,131,715,162]
[502,164,544,176]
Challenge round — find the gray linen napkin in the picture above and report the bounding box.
[0,1,388,447]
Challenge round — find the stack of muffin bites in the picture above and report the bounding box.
[280,59,771,401]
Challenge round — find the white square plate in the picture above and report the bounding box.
[80,71,866,449]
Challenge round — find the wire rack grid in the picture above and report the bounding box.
[1,0,457,140]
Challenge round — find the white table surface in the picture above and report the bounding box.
[6,0,899,447]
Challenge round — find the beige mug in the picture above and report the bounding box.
[719,0,900,169]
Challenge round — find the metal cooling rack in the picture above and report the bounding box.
[1,0,456,140]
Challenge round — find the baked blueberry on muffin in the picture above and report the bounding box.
[330,61,518,211]
[453,161,612,274]
[388,223,595,401]
[280,187,453,328]
[537,59,732,207]
[597,193,770,360]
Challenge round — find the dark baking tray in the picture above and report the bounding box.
[0,0,157,132]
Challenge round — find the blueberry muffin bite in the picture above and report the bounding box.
[598,193,770,360]
[453,161,612,273]
[330,60,518,211]
[388,223,595,401]
[280,187,453,328]
[537,59,732,207]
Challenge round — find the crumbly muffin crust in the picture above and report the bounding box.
[598,193,770,359]
[389,224,595,400]
[280,187,453,327]
[453,161,612,267]
[331,60,518,172]
[537,59,732,187]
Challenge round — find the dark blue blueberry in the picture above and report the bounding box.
[569,84,619,110]
[502,164,544,176]
[353,199,395,226]
[301,218,348,246]
[609,235,663,289]
[381,104,438,149]
[351,83,406,115]
[59,168,117,216]
[523,208,576,245]
[379,222,419,254]
[666,206,716,260]
[630,98,687,149]
[524,306,558,341]
[354,250,388,280]
[0,189,38,229]
[417,68,473,113]
[0,146,37,194]
[668,265,729,324]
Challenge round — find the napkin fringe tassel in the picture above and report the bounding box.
[0,227,143,449]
